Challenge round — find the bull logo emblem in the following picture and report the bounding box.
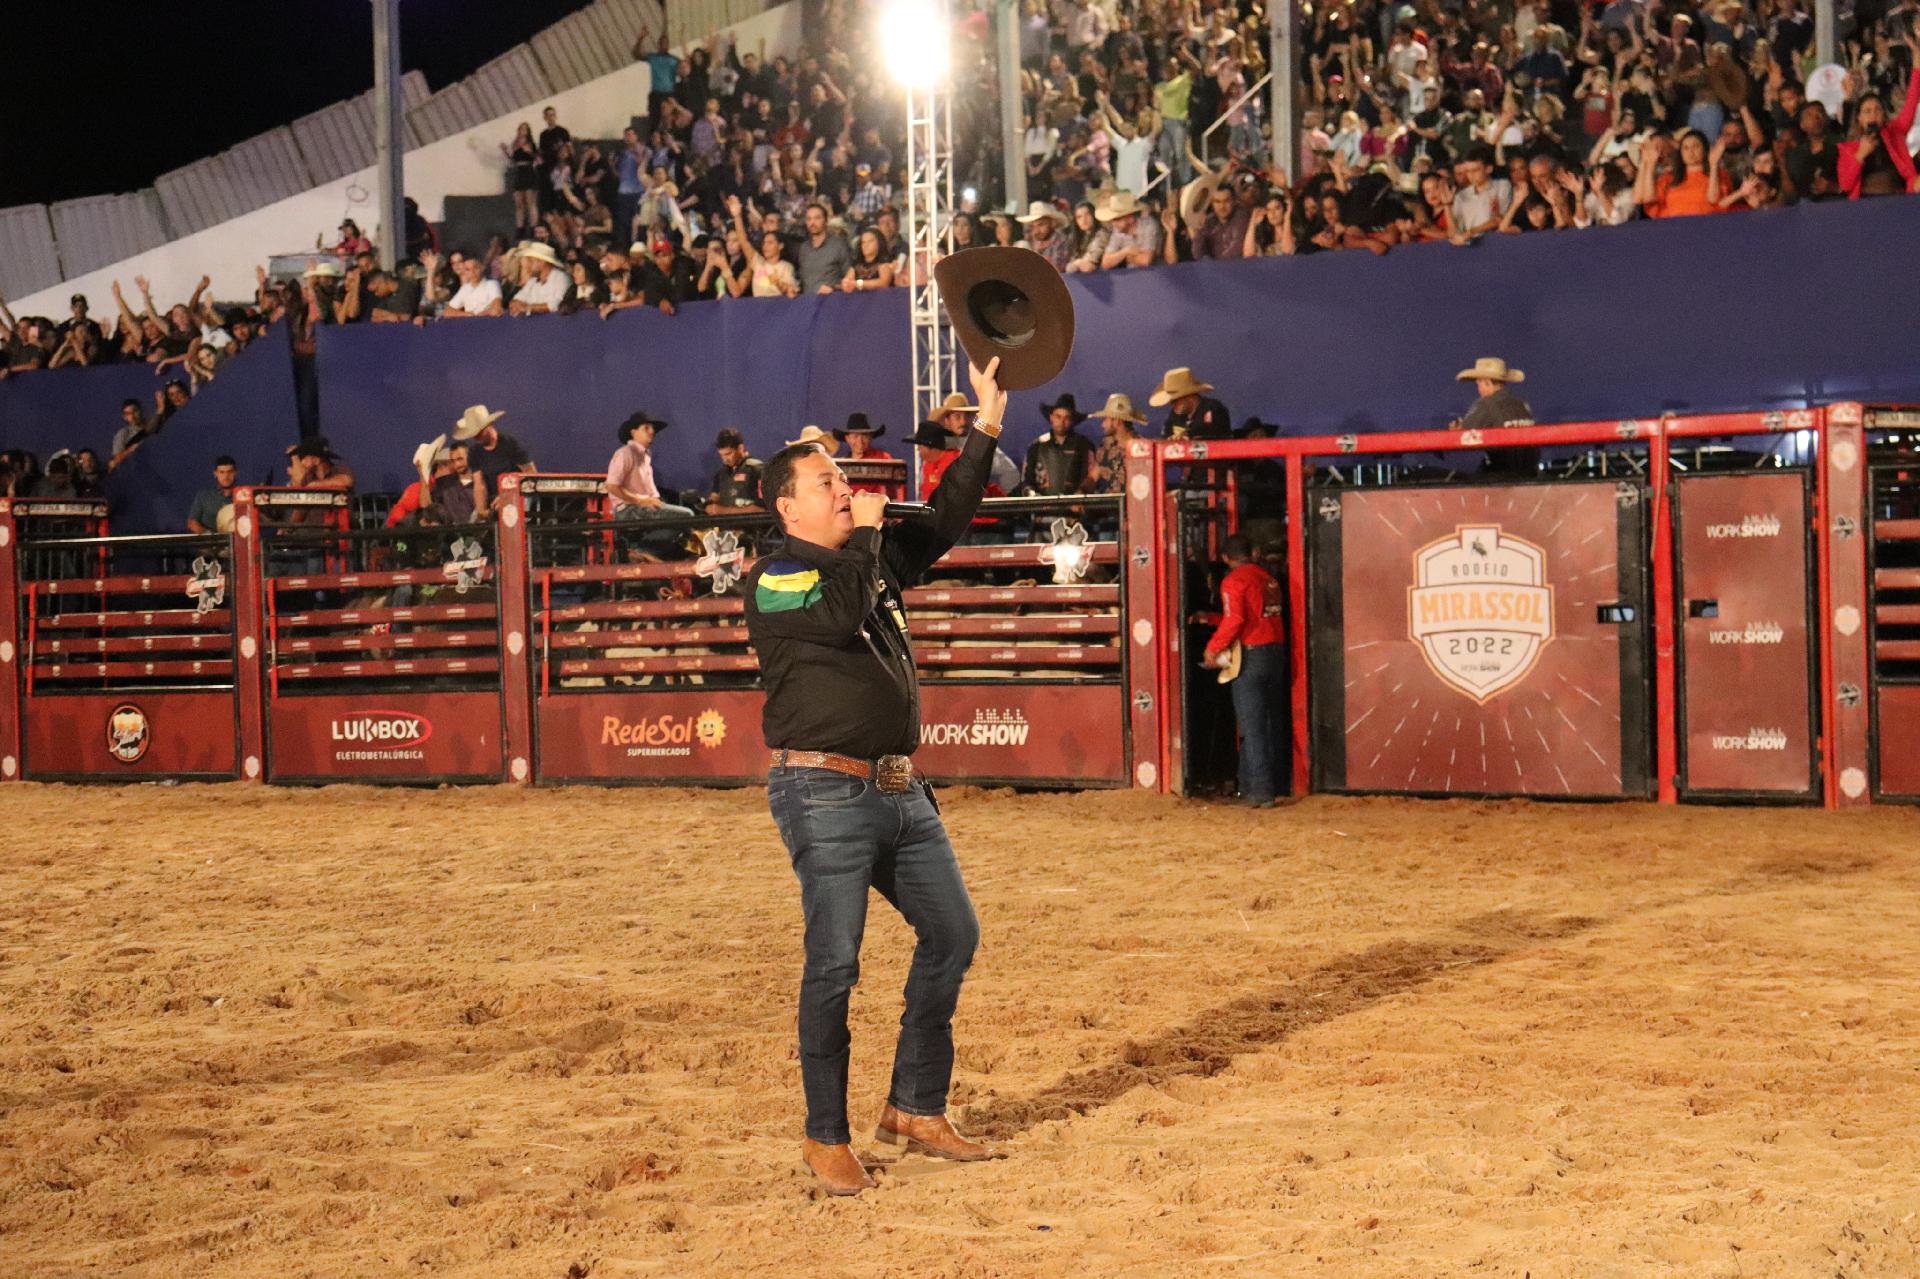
[693,528,745,595]
[106,703,151,764]
[1038,519,1093,584]
[1408,525,1556,703]
[441,537,488,594]
[186,556,226,615]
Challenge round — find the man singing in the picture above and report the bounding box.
[744,356,1008,1196]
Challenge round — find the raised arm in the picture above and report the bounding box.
[886,358,1008,582]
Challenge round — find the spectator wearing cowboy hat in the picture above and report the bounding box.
[386,438,449,527]
[936,391,1023,494]
[1454,357,1539,478]
[1095,192,1161,270]
[1088,392,1148,494]
[787,424,840,455]
[1022,393,1098,496]
[607,412,696,550]
[706,427,766,514]
[452,404,534,514]
[303,259,348,325]
[444,254,505,318]
[288,438,353,495]
[507,242,570,315]
[1150,366,1232,440]
[834,413,892,462]
[834,413,898,495]
[911,419,959,501]
[1014,201,1075,272]
[280,439,354,540]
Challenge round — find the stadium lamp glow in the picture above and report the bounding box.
[879,0,950,89]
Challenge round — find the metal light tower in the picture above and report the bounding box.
[884,0,956,490]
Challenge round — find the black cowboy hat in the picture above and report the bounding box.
[618,410,668,442]
[932,245,1075,393]
[834,412,886,440]
[909,420,954,450]
[1235,416,1278,439]
[1039,393,1087,424]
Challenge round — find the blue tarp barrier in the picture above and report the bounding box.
[0,323,300,532]
[10,195,1918,520]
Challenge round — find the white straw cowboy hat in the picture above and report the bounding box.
[1095,392,1148,424]
[1148,367,1215,407]
[303,259,345,278]
[519,241,564,269]
[452,405,505,441]
[786,424,834,447]
[413,433,449,473]
[1094,191,1146,222]
[1013,200,1062,224]
[1456,357,1525,384]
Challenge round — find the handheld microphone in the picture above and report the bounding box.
[882,501,933,518]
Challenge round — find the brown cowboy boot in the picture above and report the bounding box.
[873,1103,998,1161]
[800,1139,876,1196]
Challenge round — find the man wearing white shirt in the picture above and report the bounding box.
[444,256,504,318]
[508,243,571,315]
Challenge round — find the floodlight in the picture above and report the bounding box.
[880,0,950,90]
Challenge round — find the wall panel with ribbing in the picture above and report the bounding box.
[47,193,170,277]
[0,204,65,299]
[409,46,554,145]
[291,73,431,186]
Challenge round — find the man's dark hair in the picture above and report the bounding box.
[1223,533,1254,561]
[214,455,237,468]
[715,427,745,449]
[121,398,140,411]
[761,443,825,528]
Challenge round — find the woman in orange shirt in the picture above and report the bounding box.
[1635,130,1719,218]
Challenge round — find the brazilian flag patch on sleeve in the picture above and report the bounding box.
[754,560,823,612]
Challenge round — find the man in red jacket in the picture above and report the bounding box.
[1203,534,1285,806]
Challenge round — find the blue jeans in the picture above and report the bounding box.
[1229,643,1285,803]
[1157,117,1192,186]
[614,502,697,555]
[767,766,980,1144]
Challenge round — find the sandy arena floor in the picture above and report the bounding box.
[0,783,1916,1278]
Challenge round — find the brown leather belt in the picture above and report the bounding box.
[770,749,917,793]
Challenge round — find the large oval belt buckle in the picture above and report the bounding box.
[875,754,913,794]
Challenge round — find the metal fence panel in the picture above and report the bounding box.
[0,204,63,299]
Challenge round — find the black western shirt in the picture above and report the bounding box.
[745,427,995,759]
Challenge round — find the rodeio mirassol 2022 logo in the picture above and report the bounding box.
[1407,525,1555,703]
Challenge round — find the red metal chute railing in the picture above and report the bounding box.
[0,406,1903,807]
[521,493,1132,787]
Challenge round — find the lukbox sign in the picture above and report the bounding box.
[535,684,1127,785]
[1311,481,1650,798]
[268,693,504,780]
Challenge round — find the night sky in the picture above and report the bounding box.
[0,0,598,210]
